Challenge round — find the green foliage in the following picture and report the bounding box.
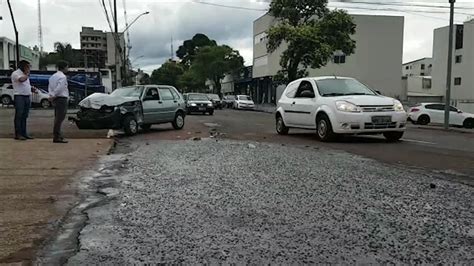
[189,45,244,95]
[39,42,82,69]
[150,61,184,87]
[140,73,151,85]
[177,69,206,93]
[176,33,217,69]
[268,0,356,82]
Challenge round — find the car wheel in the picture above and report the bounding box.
[172,112,185,130]
[276,115,289,135]
[417,115,430,125]
[383,131,404,142]
[123,115,138,136]
[140,124,152,131]
[1,95,13,106]
[316,114,337,142]
[463,118,474,129]
[41,99,51,109]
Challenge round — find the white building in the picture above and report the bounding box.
[253,14,405,102]
[432,19,474,113]
[403,57,433,77]
[0,37,40,69]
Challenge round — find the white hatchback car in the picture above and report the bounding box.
[276,76,407,141]
[234,95,255,110]
[408,103,474,128]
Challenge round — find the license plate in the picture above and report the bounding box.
[198,107,206,111]
[372,116,392,124]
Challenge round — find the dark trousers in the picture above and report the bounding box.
[14,95,31,137]
[53,97,68,140]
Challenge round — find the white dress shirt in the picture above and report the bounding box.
[48,71,69,98]
[11,69,32,96]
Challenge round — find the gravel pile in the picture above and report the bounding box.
[68,139,474,264]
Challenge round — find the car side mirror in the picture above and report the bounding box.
[300,90,315,98]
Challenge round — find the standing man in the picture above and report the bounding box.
[48,60,69,143]
[11,60,36,140]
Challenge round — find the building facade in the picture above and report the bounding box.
[0,37,40,69]
[403,57,433,77]
[432,19,474,113]
[80,27,125,88]
[253,14,405,103]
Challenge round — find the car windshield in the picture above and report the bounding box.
[315,79,376,97]
[207,94,220,100]
[188,94,209,101]
[238,96,252,101]
[111,86,143,98]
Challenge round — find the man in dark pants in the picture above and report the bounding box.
[11,60,37,140]
[48,60,69,143]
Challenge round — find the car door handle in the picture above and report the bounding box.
[292,101,296,105]
[158,101,163,104]
[173,100,178,103]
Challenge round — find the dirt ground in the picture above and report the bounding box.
[0,139,113,264]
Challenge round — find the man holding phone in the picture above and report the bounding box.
[11,60,37,140]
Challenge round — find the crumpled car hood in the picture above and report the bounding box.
[79,93,140,109]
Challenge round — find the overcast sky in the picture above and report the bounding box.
[0,0,473,73]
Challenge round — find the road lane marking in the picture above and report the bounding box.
[402,138,437,145]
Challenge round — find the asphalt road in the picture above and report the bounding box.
[134,109,474,185]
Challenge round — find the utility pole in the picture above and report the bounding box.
[113,0,120,90]
[7,0,20,68]
[444,0,455,129]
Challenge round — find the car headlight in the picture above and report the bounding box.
[393,100,405,112]
[335,101,361,113]
[208,103,213,107]
[190,103,197,107]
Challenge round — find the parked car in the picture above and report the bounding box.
[234,95,255,110]
[72,85,186,136]
[408,103,474,128]
[183,93,214,115]
[207,94,223,109]
[223,95,236,108]
[1,83,51,108]
[276,76,407,142]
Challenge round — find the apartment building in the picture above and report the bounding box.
[432,19,474,113]
[0,37,40,69]
[253,14,405,103]
[403,57,433,77]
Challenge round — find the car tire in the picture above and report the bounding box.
[463,118,474,129]
[41,99,51,109]
[172,112,185,130]
[417,115,430,125]
[276,114,289,135]
[316,114,337,142]
[1,95,13,106]
[123,115,138,136]
[383,131,404,142]
[140,124,152,131]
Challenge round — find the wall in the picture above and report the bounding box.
[252,14,405,99]
[0,38,40,70]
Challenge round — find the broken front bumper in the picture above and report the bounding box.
[72,108,124,130]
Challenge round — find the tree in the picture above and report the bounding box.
[39,42,82,69]
[150,61,184,87]
[267,0,356,82]
[190,45,244,95]
[176,33,217,68]
[140,73,151,85]
[177,69,206,93]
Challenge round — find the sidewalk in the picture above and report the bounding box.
[0,138,114,264]
[254,104,276,114]
[410,124,474,134]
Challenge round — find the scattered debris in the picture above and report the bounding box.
[146,142,150,146]
[51,167,58,170]
[192,137,201,141]
[248,144,256,149]
[430,183,436,189]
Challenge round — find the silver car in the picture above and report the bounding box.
[73,85,187,135]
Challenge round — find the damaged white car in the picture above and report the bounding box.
[71,85,187,136]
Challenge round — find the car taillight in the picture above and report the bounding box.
[410,108,420,112]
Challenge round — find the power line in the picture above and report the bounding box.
[191,0,268,11]
[332,1,474,10]
[331,5,473,17]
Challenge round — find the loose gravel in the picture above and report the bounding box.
[67,139,474,264]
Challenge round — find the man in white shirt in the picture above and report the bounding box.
[11,60,37,140]
[48,60,69,143]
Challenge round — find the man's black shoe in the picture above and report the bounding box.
[15,136,27,141]
[53,139,68,143]
[24,135,35,140]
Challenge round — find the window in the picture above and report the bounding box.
[405,66,409,70]
[159,88,174,100]
[455,25,464,50]
[170,88,180,100]
[449,106,458,112]
[425,104,444,110]
[455,55,462,63]
[285,83,299,98]
[454,77,462,86]
[333,54,346,64]
[295,81,315,98]
[254,55,268,67]
[420,73,425,76]
[254,32,268,44]
[421,64,425,70]
[422,78,432,89]
[145,88,160,100]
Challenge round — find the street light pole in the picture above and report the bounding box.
[7,0,20,68]
[113,0,120,90]
[444,0,456,129]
